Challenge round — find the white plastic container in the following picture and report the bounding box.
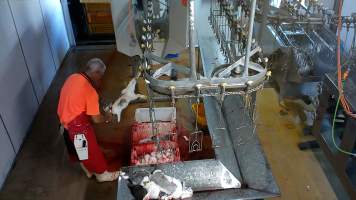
[134,107,176,122]
[74,134,88,161]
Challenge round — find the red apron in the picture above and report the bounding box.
[66,113,108,174]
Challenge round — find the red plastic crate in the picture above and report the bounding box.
[131,122,177,145]
[131,141,180,166]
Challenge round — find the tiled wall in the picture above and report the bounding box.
[0,0,70,188]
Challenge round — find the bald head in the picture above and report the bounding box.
[85,58,106,86]
[86,58,106,74]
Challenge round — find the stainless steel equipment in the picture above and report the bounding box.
[256,0,340,127]
[112,0,279,199]
[312,71,356,199]
[138,1,267,96]
[257,1,356,198]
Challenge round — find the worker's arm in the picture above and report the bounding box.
[91,114,105,124]
[91,112,112,124]
[91,110,113,124]
[87,89,111,124]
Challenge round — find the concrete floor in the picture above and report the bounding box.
[0,47,349,200]
[257,89,349,200]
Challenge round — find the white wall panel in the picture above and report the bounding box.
[0,116,15,189]
[39,0,70,70]
[0,0,38,152]
[9,0,57,102]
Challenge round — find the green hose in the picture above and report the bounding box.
[332,96,356,156]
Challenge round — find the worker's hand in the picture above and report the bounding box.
[91,113,112,124]
[91,114,105,124]
[102,102,112,113]
[104,112,113,123]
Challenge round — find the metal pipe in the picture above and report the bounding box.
[189,0,197,80]
[243,0,257,76]
[257,0,269,44]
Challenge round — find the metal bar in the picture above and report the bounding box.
[243,0,257,77]
[312,30,334,52]
[204,97,243,181]
[218,46,262,78]
[222,95,279,193]
[189,0,197,81]
[257,0,269,44]
[146,84,265,101]
[144,80,159,146]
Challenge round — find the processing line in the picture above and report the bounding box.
[112,0,279,199]
[109,0,356,199]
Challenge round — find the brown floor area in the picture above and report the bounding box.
[0,47,348,200]
[257,89,345,200]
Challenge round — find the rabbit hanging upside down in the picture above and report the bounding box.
[106,78,146,123]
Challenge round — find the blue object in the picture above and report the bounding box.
[165,53,179,59]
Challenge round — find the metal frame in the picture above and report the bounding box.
[140,0,267,97]
[312,73,356,199]
[117,1,279,199]
[143,52,266,95]
[255,0,339,128]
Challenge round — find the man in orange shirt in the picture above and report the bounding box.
[58,58,119,182]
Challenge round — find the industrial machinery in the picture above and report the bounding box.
[300,1,356,197]
[311,66,356,199]
[110,0,356,199]
[256,0,356,198]
[112,0,279,199]
[255,0,340,128]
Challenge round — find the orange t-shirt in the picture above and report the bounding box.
[57,74,100,127]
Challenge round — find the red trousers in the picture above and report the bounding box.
[66,113,108,174]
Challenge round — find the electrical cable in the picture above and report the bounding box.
[332,96,356,156]
[328,0,356,156]
[336,0,356,118]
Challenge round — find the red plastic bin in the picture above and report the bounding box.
[131,122,177,145]
[131,141,180,166]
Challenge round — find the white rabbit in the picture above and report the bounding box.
[109,78,146,123]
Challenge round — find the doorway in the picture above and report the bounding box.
[65,0,116,45]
